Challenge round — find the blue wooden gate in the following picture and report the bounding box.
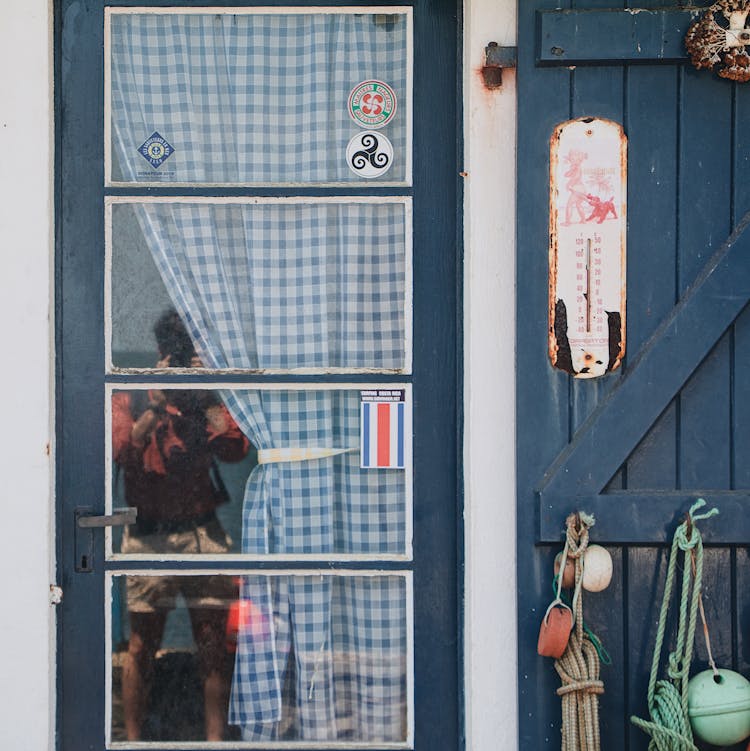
[517,2,750,749]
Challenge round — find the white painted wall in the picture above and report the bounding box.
[0,1,55,749]
[0,0,518,748]
[463,0,518,748]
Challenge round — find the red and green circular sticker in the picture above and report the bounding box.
[347,80,397,129]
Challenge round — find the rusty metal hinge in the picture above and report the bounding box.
[482,42,517,89]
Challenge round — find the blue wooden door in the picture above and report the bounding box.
[56,2,460,749]
[518,2,750,749]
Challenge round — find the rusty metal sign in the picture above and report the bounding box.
[549,117,627,378]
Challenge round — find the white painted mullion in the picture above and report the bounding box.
[104,7,112,185]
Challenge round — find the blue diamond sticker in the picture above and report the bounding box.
[138,132,174,169]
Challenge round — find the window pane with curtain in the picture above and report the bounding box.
[109,573,410,743]
[106,7,414,746]
[109,386,410,558]
[107,10,411,185]
[108,199,411,373]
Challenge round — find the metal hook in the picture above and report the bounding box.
[685,512,693,541]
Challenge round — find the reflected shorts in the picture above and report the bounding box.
[121,515,235,614]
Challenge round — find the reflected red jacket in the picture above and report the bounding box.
[112,391,250,523]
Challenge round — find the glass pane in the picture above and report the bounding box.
[109,201,410,372]
[110,388,409,557]
[108,10,410,185]
[111,574,409,744]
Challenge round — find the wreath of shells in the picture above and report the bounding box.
[686,0,750,81]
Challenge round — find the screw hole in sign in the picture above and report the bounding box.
[548,117,627,379]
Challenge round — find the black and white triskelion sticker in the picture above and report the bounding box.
[346,131,394,178]
[347,80,397,129]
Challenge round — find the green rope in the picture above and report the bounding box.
[630,499,719,751]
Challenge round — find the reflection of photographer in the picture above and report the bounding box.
[112,309,250,741]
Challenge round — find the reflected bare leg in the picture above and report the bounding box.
[122,610,167,741]
[189,606,230,741]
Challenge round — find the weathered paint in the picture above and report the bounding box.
[519,2,750,749]
[548,117,626,378]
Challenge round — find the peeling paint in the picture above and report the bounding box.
[548,118,627,378]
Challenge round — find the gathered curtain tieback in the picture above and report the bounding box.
[256,447,358,465]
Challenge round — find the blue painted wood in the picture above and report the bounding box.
[622,59,679,492]
[58,1,461,749]
[732,91,750,494]
[569,0,626,442]
[538,8,705,65]
[539,492,750,543]
[519,3,750,749]
[537,210,750,503]
[517,0,576,745]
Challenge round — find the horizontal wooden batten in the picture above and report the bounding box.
[538,491,750,543]
[537,8,704,65]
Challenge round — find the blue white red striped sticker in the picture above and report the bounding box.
[360,389,406,469]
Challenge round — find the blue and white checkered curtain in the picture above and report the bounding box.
[130,204,410,735]
[232,576,407,742]
[135,202,407,370]
[110,12,410,737]
[110,12,408,183]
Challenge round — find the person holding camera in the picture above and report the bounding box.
[112,309,250,741]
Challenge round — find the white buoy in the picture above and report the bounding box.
[582,544,612,592]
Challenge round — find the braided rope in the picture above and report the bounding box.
[630,499,719,751]
[554,513,604,751]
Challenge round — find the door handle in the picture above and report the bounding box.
[74,507,137,573]
[77,507,137,528]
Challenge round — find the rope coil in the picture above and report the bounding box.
[630,499,719,751]
[554,512,604,751]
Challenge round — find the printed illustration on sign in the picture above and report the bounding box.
[348,80,397,129]
[549,118,627,379]
[360,390,406,469]
[138,132,174,169]
[346,132,393,178]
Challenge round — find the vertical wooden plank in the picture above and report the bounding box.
[584,547,624,747]
[694,548,733,673]
[517,0,574,744]
[732,87,750,491]
[59,2,107,750]
[735,548,750,677]
[622,59,680,491]
[733,308,750,489]
[678,67,733,490]
[569,0,625,437]
[627,546,671,751]
[680,334,732,488]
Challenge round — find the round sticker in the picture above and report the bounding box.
[347,80,397,129]
[346,132,394,178]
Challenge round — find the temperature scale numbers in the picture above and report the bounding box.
[573,234,606,343]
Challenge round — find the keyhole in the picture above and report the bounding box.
[80,555,88,569]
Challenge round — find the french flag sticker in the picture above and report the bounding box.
[360,389,406,469]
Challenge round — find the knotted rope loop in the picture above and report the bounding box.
[564,511,592,560]
[554,513,603,751]
[556,679,605,697]
[630,499,719,751]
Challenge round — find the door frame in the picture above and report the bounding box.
[55,1,464,749]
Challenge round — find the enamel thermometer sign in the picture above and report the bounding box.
[549,118,627,378]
